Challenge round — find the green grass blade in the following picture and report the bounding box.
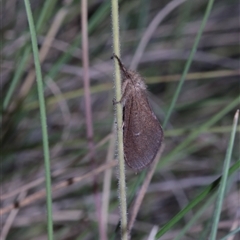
[163,0,216,128]
[173,194,216,240]
[24,1,53,239]
[3,0,58,110]
[209,110,239,240]
[220,227,240,240]
[159,97,239,168]
[3,50,30,110]
[155,159,240,238]
[36,0,58,30]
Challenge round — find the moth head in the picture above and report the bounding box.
[128,70,147,90]
[111,54,147,90]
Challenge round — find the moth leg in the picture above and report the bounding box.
[114,118,124,131]
[112,97,120,105]
[112,80,130,105]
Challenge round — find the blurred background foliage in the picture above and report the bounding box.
[1,0,239,239]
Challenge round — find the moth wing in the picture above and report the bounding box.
[123,92,163,171]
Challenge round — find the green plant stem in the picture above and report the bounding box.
[209,110,239,240]
[163,0,216,128]
[24,1,53,239]
[111,0,128,239]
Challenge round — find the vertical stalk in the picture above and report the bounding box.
[81,0,94,148]
[111,0,128,239]
[24,0,53,239]
[81,0,103,239]
[209,110,239,239]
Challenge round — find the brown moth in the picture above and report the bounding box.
[112,54,164,171]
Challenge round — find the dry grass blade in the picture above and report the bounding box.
[128,145,165,233]
[0,161,116,216]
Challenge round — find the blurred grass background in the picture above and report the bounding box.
[1,0,239,239]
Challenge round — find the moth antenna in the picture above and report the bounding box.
[112,54,131,78]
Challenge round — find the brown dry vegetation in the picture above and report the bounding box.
[1,0,239,239]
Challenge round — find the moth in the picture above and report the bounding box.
[112,54,164,171]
